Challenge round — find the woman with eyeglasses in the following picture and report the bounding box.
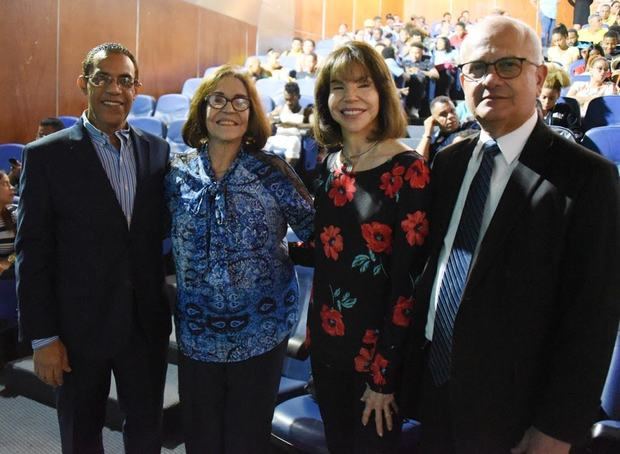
[303,41,431,453]
[165,65,314,454]
[567,55,618,115]
[0,171,18,365]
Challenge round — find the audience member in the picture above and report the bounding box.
[602,30,620,58]
[567,27,580,46]
[17,42,171,453]
[246,56,271,81]
[36,117,64,139]
[282,37,303,57]
[408,15,619,453]
[573,43,604,74]
[567,55,617,114]
[166,65,314,454]
[302,38,316,55]
[333,23,353,47]
[403,43,439,119]
[416,96,478,163]
[0,171,16,280]
[578,14,607,44]
[308,40,430,453]
[296,52,319,79]
[433,36,459,97]
[598,2,613,25]
[610,1,620,26]
[449,21,468,48]
[568,0,593,28]
[533,0,558,47]
[547,26,581,67]
[539,63,581,135]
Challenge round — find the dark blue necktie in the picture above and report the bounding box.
[428,140,501,386]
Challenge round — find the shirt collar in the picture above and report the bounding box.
[478,112,537,165]
[81,111,131,146]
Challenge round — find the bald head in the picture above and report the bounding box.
[461,16,543,66]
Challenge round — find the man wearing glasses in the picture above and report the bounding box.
[16,43,170,453]
[407,15,619,453]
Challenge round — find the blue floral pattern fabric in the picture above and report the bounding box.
[165,146,314,362]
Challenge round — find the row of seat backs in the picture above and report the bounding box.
[128,93,190,124]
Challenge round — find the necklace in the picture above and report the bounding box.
[341,141,380,172]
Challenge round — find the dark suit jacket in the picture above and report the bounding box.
[16,121,171,359]
[409,120,620,448]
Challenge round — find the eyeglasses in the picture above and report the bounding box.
[458,57,539,82]
[206,94,251,112]
[85,73,141,89]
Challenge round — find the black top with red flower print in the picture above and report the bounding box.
[306,150,431,394]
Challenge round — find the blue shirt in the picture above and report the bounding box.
[165,146,314,362]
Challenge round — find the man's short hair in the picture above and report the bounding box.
[430,96,454,112]
[410,42,425,51]
[381,46,396,59]
[604,30,619,41]
[552,26,568,37]
[455,21,466,29]
[284,81,300,96]
[39,117,65,132]
[82,42,139,79]
[589,13,602,21]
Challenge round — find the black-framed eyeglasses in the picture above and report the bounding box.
[85,73,141,89]
[458,57,539,82]
[206,94,251,112]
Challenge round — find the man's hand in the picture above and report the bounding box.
[33,339,71,387]
[423,115,439,136]
[511,426,570,454]
[360,385,399,437]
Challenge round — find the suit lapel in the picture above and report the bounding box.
[465,121,554,291]
[68,122,129,226]
[130,127,151,231]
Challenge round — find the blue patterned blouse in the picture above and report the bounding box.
[165,146,314,363]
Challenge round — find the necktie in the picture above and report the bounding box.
[428,140,501,386]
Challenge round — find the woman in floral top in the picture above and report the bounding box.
[307,41,431,452]
[165,66,314,454]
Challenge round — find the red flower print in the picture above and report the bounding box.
[354,347,373,372]
[328,173,356,207]
[392,296,414,327]
[401,211,429,247]
[320,225,344,260]
[370,353,389,385]
[320,305,345,336]
[379,163,405,198]
[361,222,393,254]
[303,326,311,349]
[404,159,430,189]
[362,329,378,345]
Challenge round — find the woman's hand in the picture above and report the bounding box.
[360,385,399,437]
[0,258,11,275]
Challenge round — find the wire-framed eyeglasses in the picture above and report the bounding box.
[85,73,141,89]
[458,57,539,82]
[206,94,251,112]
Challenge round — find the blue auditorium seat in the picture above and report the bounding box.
[271,394,422,453]
[153,94,190,125]
[580,125,620,164]
[582,96,620,131]
[204,66,220,77]
[279,55,298,72]
[128,117,166,138]
[260,94,274,114]
[296,78,316,98]
[58,115,79,128]
[166,119,189,154]
[181,77,203,99]
[255,77,286,101]
[129,94,156,118]
[0,143,24,172]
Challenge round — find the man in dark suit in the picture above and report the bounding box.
[410,16,620,453]
[16,42,171,453]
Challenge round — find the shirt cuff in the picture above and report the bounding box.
[32,336,59,350]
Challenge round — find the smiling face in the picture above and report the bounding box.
[567,30,578,46]
[327,64,379,140]
[603,36,618,56]
[206,75,250,147]
[78,51,137,135]
[460,18,546,137]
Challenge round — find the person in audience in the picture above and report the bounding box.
[567,27,580,46]
[567,55,617,114]
[296,52,319,79]
[532,0,558,48]
[403,43,440,119]
[578,13,607,44]
[0,171,16,280]
[548,26,581,67]
[36,117,64,139]
[302,38,316,55]
[6,158,21,194]
[246,56,271,81]
[369,27,384,46]
[17,42,171,453]
[334,23,353,47]
[610,1,620,26]
[265,81,312,164]
[433,36,459,97]
[263,48,283,73]
[416,96,478,163]
[573,42,604,73]
[407,15,619,453]
[539,63,581,135]
[450,21,468,49]
[602,30,620,59]
[307,40,430,453]
[598,2,613,25]
[282,37,303,57]
[569,0,593,28]
[381,46,406,87]
[166,65,314,454]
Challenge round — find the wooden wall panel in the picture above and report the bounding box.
[295,0,323,40]
[58,0,137,117]
[380,0,403,21]
[354,0,381,32]
[199,13,251,74]
[496,1,537,31]
[326,0,354,39]
[139,0,199,95]
[0,0,58,144]
[247,25,258,57]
